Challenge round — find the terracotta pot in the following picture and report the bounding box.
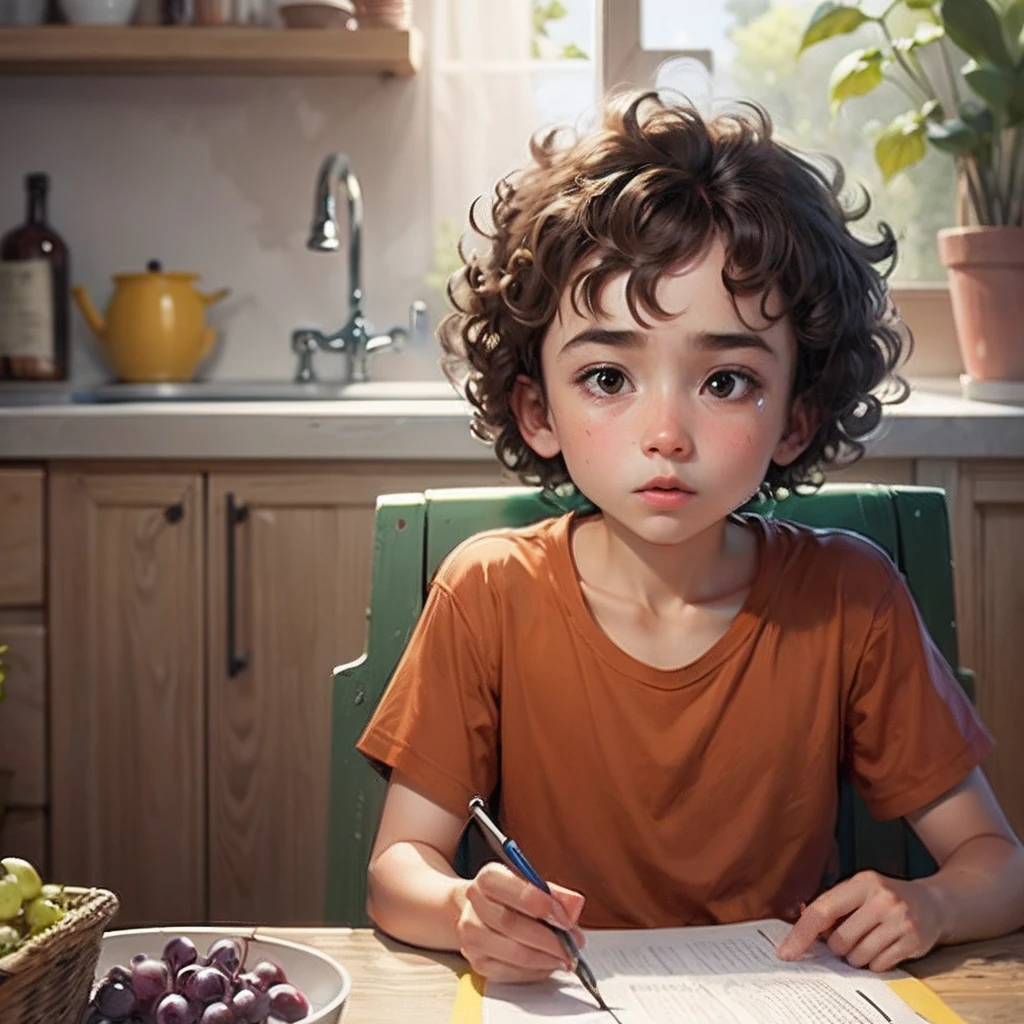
[938,226,1024,381]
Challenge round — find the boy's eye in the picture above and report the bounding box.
[589,368,625,395]
[704,370,755,400]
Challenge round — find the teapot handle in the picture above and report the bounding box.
[200,326,218,361]
[199,287,230,306]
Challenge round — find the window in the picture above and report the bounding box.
[631,0,954,282]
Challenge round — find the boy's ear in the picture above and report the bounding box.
[510,374,562,459]
[772,397,817,467]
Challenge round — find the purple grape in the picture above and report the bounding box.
[267,983,310,1023]
[154,993,193,1024]
[175,964,204,996]
[94,977,137,1021]
[132,955,172,1013]
[205,938,243,978]
[163,936,199,974]
[106,964,133,986]
[233,980,270,1023]
[198,1003,235,1024]
[190,967,231,1006]
[249,961,287,991]
[229,988,257,1022]
[78,1007,113,1024]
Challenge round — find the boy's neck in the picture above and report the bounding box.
[572,513,757,613]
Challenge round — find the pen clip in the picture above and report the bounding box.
[468,796,508,847]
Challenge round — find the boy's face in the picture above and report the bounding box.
[512,238,813,547]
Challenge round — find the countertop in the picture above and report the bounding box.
[0,377,1021,461]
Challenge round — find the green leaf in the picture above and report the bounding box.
[828,47,885,111]
[912,22,946,46]
[926,112,992,155]
[875,113,928,179]
[894,23,945,53]
[990,0,1024,61]
[798,2,871,54]
[561,43,589,60]
[963,59,1016,112]
[940,0,1014,69]
[962,103,996,134]
[906,0,940,8]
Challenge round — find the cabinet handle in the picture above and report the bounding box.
[164,502,185,524]
[226,493,249,677]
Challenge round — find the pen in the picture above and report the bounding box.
[467,795,612,1014]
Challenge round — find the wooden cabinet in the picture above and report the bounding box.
[48,461,498,927]
[946,462,1024,840]
[0,468,44,607]
[0,467,48,873]
[48,472,206,925]
[40,454,1024,925]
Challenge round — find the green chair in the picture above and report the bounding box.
[325,484,972,926]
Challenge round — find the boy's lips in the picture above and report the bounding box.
[635,477,696,509]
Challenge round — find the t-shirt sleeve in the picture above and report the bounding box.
[844,572,994,821]
[354,557,501,819]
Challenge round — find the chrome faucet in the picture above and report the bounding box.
[292,152,427,384]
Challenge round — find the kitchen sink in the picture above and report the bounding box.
[73,380,461,403]
[0,380,462,406]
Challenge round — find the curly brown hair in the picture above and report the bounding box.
[438,89,910,496]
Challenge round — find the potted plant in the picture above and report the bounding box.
[799,0,1024,389]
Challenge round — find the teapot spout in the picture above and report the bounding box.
[71,286,106,341]
[198,287,230,307]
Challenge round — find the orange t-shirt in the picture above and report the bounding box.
[356,512,993,929]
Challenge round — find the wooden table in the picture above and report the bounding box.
[261,927,1024,1023]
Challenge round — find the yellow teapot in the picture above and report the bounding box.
[72,260,229,383]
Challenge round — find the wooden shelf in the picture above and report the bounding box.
[0,25,421,76]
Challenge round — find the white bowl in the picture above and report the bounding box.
[0,0,48,25]
[60,0,138,25]
[95,926,351,1023]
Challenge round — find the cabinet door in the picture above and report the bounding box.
[0,468,44,607]
[49,469,205,925]
[0,622,46,807]
[206,463,499,925]
[950,462,1024,840]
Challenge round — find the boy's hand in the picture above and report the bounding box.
[776,870,943,973]
[455,862,586,982]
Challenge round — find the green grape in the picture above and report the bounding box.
[25,895,65,934]
[0,857,42,901]
[0,875,21,921]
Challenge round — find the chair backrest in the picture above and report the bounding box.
[325,484,967,926]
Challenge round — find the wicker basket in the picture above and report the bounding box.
[0,886,119,1024]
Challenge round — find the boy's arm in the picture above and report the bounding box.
[366,772,585,981]
[778,768,1024,970]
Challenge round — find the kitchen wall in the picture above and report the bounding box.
[0,4,448,385]
[0,1,963,388]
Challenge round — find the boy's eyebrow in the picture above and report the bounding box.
[559,327,778,357]
[694,330,778,357]
[559,327,641,355]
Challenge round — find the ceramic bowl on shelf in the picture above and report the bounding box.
[278,0,355,29]
[59,0,138,25]
[94,927,351,1024]
[0,0,48,25]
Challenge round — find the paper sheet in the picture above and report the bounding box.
[481,919,950,1024]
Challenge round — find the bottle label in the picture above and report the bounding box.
[0,259,54,358]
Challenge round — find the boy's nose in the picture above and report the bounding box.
[641,395,694,458]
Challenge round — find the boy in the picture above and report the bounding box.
[356,90,1024,983]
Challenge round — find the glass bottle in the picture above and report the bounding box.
[0,173,70,380]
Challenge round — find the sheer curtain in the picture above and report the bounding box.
[417,0,598,333]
